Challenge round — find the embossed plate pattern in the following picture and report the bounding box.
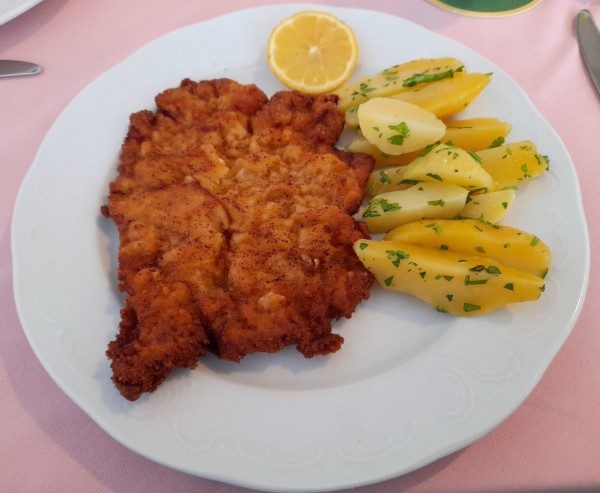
[11,5,589,492]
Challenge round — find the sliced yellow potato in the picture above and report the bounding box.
[347,118,512,169]
[397,144,494,191]
[460,188,516,223]
[390,72,492,120]
[344,105,361,128]
[336,57,465,111]
[478,140,550,189]
[345,75,495,129]
[362,182,468,234]
[366,143,495,196]
[353,239,546,316]
[384,219,551,278]
[347,131,408,167]
[444,118,512,150]
[366,167,413,196]
[358,98,446,155]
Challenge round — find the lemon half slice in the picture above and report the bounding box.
[267,11,358,94]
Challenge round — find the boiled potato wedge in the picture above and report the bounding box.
[460,188,516,223]
[359,98,446,155]
[390,72,492,120]
[347,131,418,168]
[366,143,495,196]
[347,118,512,169]
[384,219,551,278]
[478,140,549,189]
[344,105,361,129]
[397,144,494,191]
[444,118,512,150]
[336,57,465,112]
[345,74,494,129]
[362,182,468,234]
[353,239,546,316]
[366,167,412,196]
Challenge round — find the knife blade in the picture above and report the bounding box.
[576,10,600,97]
[0,60,42,78]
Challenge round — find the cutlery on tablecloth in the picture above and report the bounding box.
[576,9,600,97]
[0,60,42,78]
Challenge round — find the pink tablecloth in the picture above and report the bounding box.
[2,1,599,492]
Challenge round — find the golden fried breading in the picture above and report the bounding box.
[103,78,374,400]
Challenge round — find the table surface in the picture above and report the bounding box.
[2,1,599,492]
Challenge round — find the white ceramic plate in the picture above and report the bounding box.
[12,5,589,492]
[0,0,42,25]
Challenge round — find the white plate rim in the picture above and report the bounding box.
[0,0,43,25]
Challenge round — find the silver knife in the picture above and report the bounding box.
[0,60,42,78]
[576,10,600,97]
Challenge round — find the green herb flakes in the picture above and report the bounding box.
[428,199,446,207]
[402,66,463,88]
[426,172,443,181]
[386,250,410,267]
[468,150,483,164]
[489,136,505,148]
[386,122,410,146]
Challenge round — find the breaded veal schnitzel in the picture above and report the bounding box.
[101,78,374,401]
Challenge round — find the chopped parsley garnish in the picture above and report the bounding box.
[386,250,410,267]
[351,82,376,98]
[535,154,550,169]
[362,198,401,217]
[384,276,394,287]
[362,204,381,218]
[426,172,443,181]
[426,223,443,235]
[397,178,421,186]
[386,122,410,146]
[359,242,368,250]
[419,141,441,157]
[402,66,463,88]
[465,275,487,285]
[489,136,505,148]
[428,199,446,207]
[504,283,514,291]
[463,303,481,312]
[468,150,483,164]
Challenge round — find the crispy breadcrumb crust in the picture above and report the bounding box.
[102,79,374,400]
